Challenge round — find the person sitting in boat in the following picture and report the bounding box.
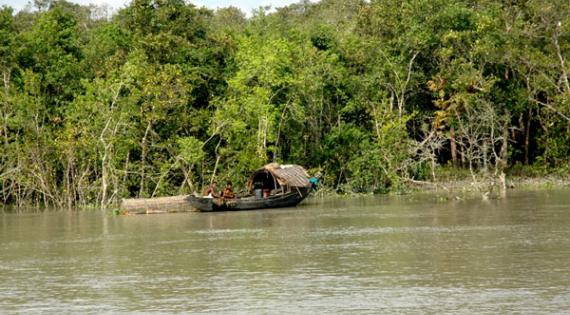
[221,181,236,199]
[203,181,219,198]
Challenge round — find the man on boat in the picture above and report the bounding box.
[221,181,236,199]
[203,181,219,198]
[310,172,322,191]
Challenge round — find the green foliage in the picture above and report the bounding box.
[0,0,569,207]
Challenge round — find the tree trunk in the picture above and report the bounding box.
[210,139,222,185]
[460,145,465,167]
[500,126,509,170]
[139,122,152,198]
[372,102,382,140]
[2,70,10,96]
[450,126,457,167]
[101,145,109,207]
[482,140,488,172]
[524,108,532,165]
[2,70,10,149]
[121,151,130,197]
[65,150,75,209]
[553,28,570,94]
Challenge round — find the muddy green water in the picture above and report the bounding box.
[2,189,570,314]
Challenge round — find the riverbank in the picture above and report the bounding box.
[2,169,569,211]
[300,175,570,208]
[406,175,570,191]
[398,166,570,202]
[310,167,570,200]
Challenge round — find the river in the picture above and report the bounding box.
[1,189,570,314]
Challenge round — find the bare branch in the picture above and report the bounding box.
[531,98,570,122]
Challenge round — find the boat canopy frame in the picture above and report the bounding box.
[246,163,311,194]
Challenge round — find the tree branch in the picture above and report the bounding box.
[531,98,570,122]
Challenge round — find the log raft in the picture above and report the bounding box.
[120,195,195,214]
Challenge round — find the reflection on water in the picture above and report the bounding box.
[2,190,570,314]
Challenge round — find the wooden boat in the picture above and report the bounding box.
[188,186,311,212]
[189,164,312,212]
[120,163,313,213]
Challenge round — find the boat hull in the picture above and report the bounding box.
[188,187,311,212]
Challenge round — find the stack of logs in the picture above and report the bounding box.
[119,195,195,214]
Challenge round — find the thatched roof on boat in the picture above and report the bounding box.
[247,163,311,190]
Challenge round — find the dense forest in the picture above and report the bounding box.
[0,0,568,208]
